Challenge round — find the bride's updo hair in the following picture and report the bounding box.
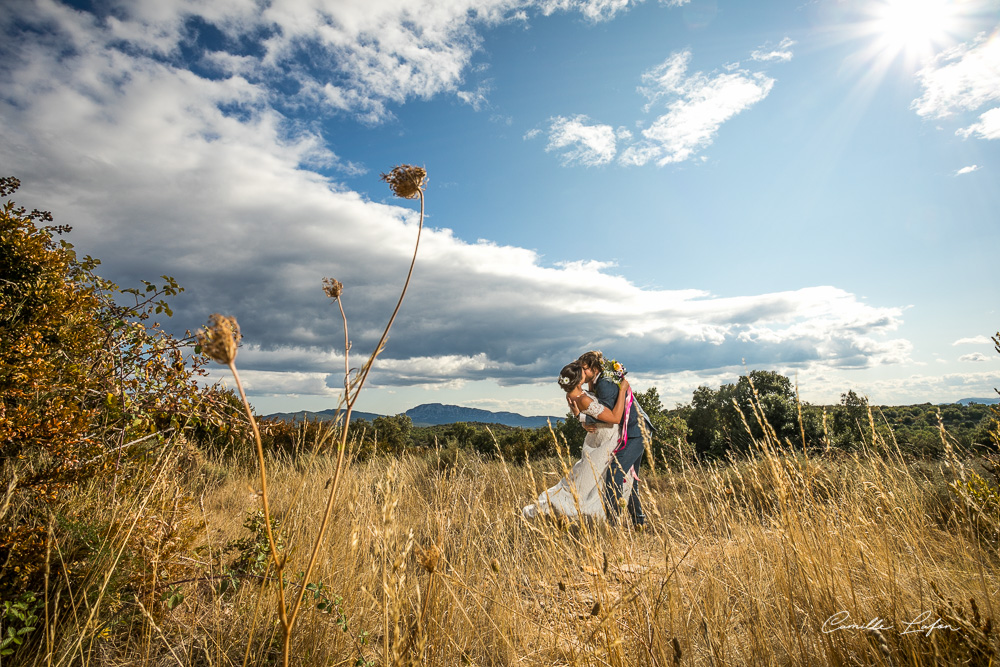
[558,362,583,393]
[577,350,604,373]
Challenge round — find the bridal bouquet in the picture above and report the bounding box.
[601,358,627,385]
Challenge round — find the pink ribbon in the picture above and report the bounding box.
[613,386,634,456]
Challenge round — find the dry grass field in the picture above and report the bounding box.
[18,421,998,667]
[4,172,997,665]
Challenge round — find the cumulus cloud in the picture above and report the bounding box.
[779,369,1000,407]
[0,0,913,411]
[959,352,990,362]
[545,115,618,166]
[912,31,1000,139]
[1,0,671,128]
[955,164,981,175]
[750,37,796,63]
[0,21,912,394]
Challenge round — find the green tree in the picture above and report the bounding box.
[687,385,722,458]
[371,414,413,455]
[633,386,692,468]
[831,390,870,449]
[555,412,586,457]
[685,371,802,458]
[988,332,1000,450]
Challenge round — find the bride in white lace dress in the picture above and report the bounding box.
[523,362,633,519]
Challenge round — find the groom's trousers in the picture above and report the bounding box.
[603,435,646,527]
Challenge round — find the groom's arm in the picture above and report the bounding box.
[582,376,619,431]
[593,376,619,412]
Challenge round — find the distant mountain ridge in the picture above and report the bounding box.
[956,397,1000,406]
[264,402,563,428]
[404,403,562,427]
[263,408,382,423]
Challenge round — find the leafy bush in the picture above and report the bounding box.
[0,177,235,598]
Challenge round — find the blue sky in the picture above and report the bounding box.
[1,0,998,417]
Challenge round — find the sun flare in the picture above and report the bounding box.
[869,0,961,61]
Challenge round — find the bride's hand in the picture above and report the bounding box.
[621,379,630,392]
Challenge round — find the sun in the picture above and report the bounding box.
[868,0,961,63]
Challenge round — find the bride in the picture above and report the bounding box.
[522,361,633,519]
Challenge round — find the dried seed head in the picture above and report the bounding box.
[490,558,500,574]
[380,164,427,199]
[417,543,441,573]
[196,314,241,365]
[590,600,602,616]
[322,277,343,299]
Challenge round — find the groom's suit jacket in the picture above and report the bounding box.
[590,376,653,442]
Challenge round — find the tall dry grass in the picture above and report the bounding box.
[8,166,996,665]
[18,417,998,666]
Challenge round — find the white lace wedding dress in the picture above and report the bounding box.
[522,390,633,519]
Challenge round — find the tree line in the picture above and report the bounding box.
[269,369,996,467]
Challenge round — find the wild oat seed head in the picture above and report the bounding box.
[322,277,343,299]
[380,164,427,199]
[196,314,241,365]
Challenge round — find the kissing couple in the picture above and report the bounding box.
[523,350,653,528]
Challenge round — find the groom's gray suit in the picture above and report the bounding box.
[590,375,652,527]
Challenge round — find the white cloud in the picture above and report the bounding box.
[543,47,780,168]
[536,0,691,22]
[546,115,618,166]
[750,37,796,63]
[0,0,675,128]
[953,335,992,345]
[538,0,632,22]
[792,369,1000,406]
[457,81,493,110]
[622,51,774,166]
[0,25,913,390]
[0,0,916,413]
[955,164,981,175]
[957,107,1000,140]
[959,352,990,362]
[912,31,1000,139]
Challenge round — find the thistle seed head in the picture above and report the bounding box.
[417,543,442,573]
[380,164,427,199]
[196,314,241,365]
[322,277,343,299]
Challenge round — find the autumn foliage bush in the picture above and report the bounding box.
[0,177,243,600]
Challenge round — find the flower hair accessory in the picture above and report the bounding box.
[558,375,573,386]
[601,358,627,385]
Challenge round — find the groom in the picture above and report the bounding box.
[577,351,652,528]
